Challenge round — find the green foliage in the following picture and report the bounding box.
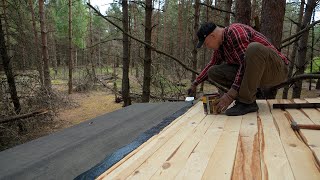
[306,57,320,73]
[49,0,89,48]
[52,79,66,85]
[104,3,122,37]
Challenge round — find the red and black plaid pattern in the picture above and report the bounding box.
[194,23,288,91]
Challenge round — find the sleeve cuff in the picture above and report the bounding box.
[231,84,240,91]
[192,80,199,86]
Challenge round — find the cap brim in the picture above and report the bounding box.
[196,40,204,48]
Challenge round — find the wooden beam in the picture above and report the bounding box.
[273,103,320,109]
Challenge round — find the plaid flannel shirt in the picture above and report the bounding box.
[194,23,288,91]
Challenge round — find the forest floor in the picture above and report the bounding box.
[53,90,123,128]
[1,81,319,151]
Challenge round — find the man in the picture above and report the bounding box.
[189,22,288,116]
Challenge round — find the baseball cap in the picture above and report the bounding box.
[196,22,217,48]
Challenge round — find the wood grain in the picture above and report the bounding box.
[269,99,320,180]
[201,116,242,180]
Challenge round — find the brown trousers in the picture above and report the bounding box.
[208,42,288,103]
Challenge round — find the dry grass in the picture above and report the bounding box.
[56,91,122,126]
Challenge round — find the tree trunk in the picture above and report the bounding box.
[15,2,25,71]
[224,0,232,26]
[131,3,137,74]
[292,0,317,98]
[316,79,320,89]
[260,0,286,49]
[122,0,131,106]
[98,31,101,73]
[1,0,10,54]
[39,0,52,92]
[68,0,73,94]
[27,0,43,85]
[142,0,153,102]
[88,0,96,84]
[0,18,21,113]
[309,10,315,90]
[52,36,58,79]
[177,0,183,60]
[192,0,200,82]
[214,0,222,24]
[251,0,257,24]
[282,0,305,98]
[286,21,293,57]
[182,0,191,79]
[235,0,251,25]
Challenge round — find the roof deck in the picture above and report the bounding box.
[97,99,320,180]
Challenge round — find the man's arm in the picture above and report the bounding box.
[192,50,221,86]
[188,51,221,96]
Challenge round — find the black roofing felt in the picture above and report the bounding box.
[0,102,193,180]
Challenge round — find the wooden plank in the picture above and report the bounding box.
[98,102,204,180]
[292,99,320,168]
[149,115,216,180]
[201,116,242,180]
[174,116,226,180]
[232,110,261,180]
[125,106,207,180]
[283,99,314,125]
[269,99,320,180]
[304,98,320,125]
[305,98,320,104]
[302,129,320,167]
[257,100,294,180]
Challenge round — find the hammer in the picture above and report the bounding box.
[291,121,320,131]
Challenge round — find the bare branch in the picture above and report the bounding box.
[0,110,48,124]
[280,34,303,49]
[87,3,197,74]
[87,38,122,49]
[104,15,122,22]
[151,24,158,30]
[87,3,228,93]
[285,16,300,27]
[270,73,320,91]
[199,3,235,16]
[281,20,320,44]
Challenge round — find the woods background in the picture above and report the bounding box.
[0,0,320,149]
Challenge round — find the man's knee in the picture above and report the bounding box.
[245,42,267,64]
[246,42,265,56]
[247,42,264,53]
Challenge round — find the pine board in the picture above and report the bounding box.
[97,99,320,180]
[269,99,320,180]
[257,100,294,180]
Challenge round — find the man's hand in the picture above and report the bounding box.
[187,84,197,97]
[214,88,238,113]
